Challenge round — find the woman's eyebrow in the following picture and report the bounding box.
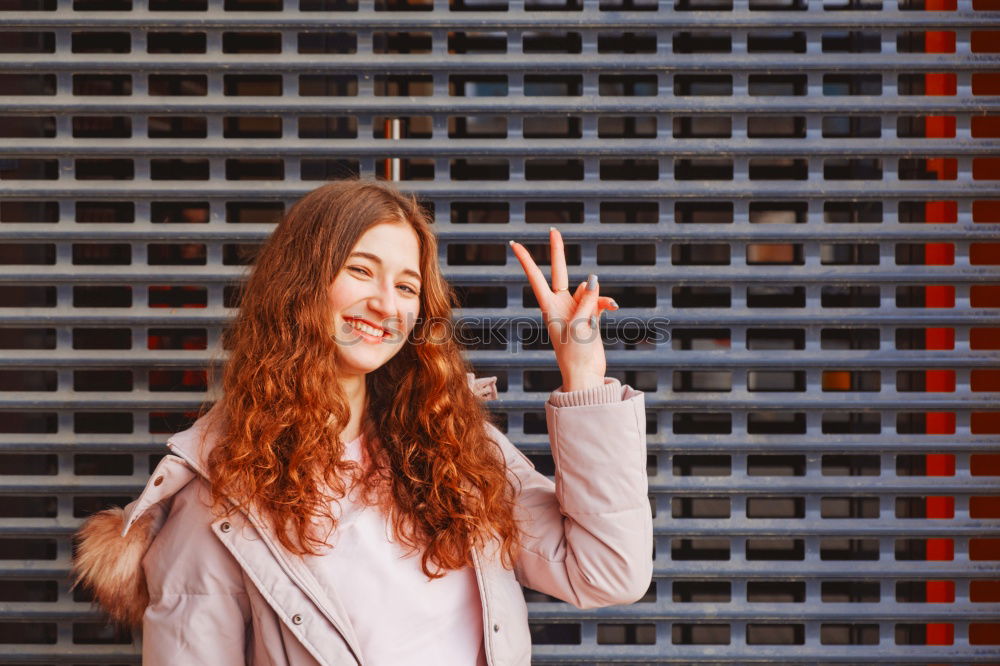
[348,251,422,282]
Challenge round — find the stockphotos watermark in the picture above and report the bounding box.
[338,315,671,346]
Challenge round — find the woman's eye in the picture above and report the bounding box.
[398,284,419,296]
[347,266,369,276]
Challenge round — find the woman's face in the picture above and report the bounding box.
[327,221,423,378]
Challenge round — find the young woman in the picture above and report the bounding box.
[73,180,651,666]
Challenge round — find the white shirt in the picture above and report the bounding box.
[317,434,487,666]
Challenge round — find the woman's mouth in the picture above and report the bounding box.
[345,317,388,343]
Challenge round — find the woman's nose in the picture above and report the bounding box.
[366,281,397,316]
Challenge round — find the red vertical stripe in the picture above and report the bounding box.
[923,0,956,646]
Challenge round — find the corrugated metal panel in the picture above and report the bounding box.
[1,0,999,662]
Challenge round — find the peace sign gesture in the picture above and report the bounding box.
[509,228,618,392]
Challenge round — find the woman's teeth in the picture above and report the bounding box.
[350,319,384,338]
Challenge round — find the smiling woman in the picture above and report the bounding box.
[72,178,652,666]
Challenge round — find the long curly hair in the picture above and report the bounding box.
[205,179,521,577]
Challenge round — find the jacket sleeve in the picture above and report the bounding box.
[140,479,252,665]
[489,377,653,609]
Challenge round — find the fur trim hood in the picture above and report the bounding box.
[71,374,497,627]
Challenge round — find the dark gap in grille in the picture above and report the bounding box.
[748,31,806,52]
[449,114,506,138]
[222,32,282,53]
[72,116,131,138]
[299,116,357,138]
[529,623,581,645]
[523,116,580,138]
[224,116,282,139]
[672,624,730,645]
[0,116,54,137]
[448,31,506,54]
[75,454,133,475]
[149,74,206,96]
[823,30,881,52]
[525,159,584,181]
[73,286,132,307]
[672,286,730,307]
[597,623,656,644]
[678,115,732,138]
[74,370,133,392]
[674,75,732,96]
[299,75,357,96]
[823,580,880,602]
[673,454,732,474]
[747,286,805,308]
[0,328,56,349]
[147,31,206,53]
[72,31,130,52]
[747,455,805,475]
[598,32,656,53]
[599,74,657,96]
[225,159,285,180]
[673,581,731,602]
[0,454,56,473]
[451,202,509,224]
[821,538,880,560]
[225,75,282,96]
[672,243,730,265]
[525,75,581,96]
[0,74,56,95]
[75,159,134,180]
[149,116,208,138]
[373,31,432,53]
[302,159,360,181]
[672,497,731,518]
[821,285,880,307]
[673,31,731,53]
[824,454,881,475]
[747,581,805,602]
[151,159,210,180]
[747,411,807,434]
[0,32,55,53]
[449,75,507,96]
[73,328,131,349]
[377,116,434,138]
[603,201,658,224]
[821,497,880,519]
[821,623,879,645]
[523,31,581,53]
[825,73,883,95]
[0,244,55,265]
[746,539,805,560]
[1,159,58,180]
[72,243,130,265]
[672,538,730,560]
[673,412,732,434]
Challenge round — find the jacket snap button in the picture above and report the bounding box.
[292,614,303,625]
[493,623,500,633]
[220,522,232,533]
[153,476,164,486]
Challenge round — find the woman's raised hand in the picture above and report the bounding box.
[509,228,617,392]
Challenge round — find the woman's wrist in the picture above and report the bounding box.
[560,372,605,393]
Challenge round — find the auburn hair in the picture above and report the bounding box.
[205,179,521,577]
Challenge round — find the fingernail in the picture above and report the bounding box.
[589,315,598,329]
[549,226,556,232]
[609,299,619,309]
[586,274,598,291]
[508,240,516,247]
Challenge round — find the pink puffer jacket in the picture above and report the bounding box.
[73,376,651,666]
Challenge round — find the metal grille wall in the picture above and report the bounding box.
[1,0,999,663]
